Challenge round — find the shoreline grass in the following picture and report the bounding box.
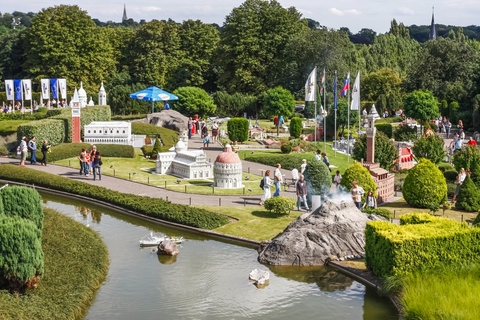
[0,208,109,320]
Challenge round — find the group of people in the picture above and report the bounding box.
[187,115,219,150]
[78,145,103,181]
[18,136,50,167]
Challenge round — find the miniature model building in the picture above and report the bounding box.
[84,121,132,145]
[249,126,267,140]
[214,144,243,189]
[78,82,87,108]
[156,140,213,179]
[98,82,107,105]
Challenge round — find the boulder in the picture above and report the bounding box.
[157,240,179,256]
[137,110,188,132]
[258,199,386,266]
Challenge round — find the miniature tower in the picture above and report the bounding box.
[365,104,380,163]
[98,82,107,105]
[429,7,436,40]
[71,88,81,143]
[78,82,87,108]
[178,130,188,148]
[122,4,128,22]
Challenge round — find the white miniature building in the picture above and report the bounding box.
[78,82,87,108]
[84,121,132,145]
[249,127,267,140]
[98,82,107,105]
[88,96,95,106]
[156,140,213,179]
[214,145,243,189]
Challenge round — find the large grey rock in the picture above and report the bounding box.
[157,240,179,256]
[137,110,188,132]
[258,199,385,266]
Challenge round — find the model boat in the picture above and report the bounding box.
[139,232,184,247]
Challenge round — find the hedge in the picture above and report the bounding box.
[227,118,249,142]
[444,170,458,182]
[280,144,292,154]
[304,160,331,196]
[0,186,44,232]
[131,122,178,150]
[264,196,296,215]
[438,163,455,173]
[29,143,135,162]
[455,177,480,212]
[375,123,393,138]
[340,162,377,199]
[244,153,308,170]
[365,213,480,277]
[289,117,302,138]
[0,165,229,230]
[362,207,393,219]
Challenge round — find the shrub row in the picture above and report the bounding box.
[375,123,393,138]
[438,163,455,173]
[29,143,135,162]
[264,196,296,215]
[131,122,178,150]
[365,213,480,277]
[376,117,403,124]
[362,207,393,219]
[244,153,310,171]
[0,165,229,230]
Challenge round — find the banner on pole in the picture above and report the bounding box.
[58,79,67,99]
[340,72,350,96]
[351,71,360,110]
[333,71,338,109]
[51,79,58,99]
[22,80,32,100]
[5,80,14,101]
[320,69,325,97]
[305,67,316,102]
[14,80,22,100]
[41,79,50,100]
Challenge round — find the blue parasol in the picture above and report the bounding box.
[129,86,179,113]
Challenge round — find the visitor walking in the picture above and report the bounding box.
[446,120,452,138]
[457,120,464,135]
[460,129,465,140]
[78,147,89,176]
[291,165,299,185]
[454,133,463,153]
[41,140,50,166]
[259,170,273,206]
[194,114,199,134]
[89,145,97,164]
[273,163,282,197]
[296,174,309,211]
[300,159,307,174]
[19,136,28,167]
[212,121,219,142]
[201,119,207,138]
[350,181,365,209]
[452,168,466,203]
[93,151,102,181]
[334,170,342,191]
[362,190,377,209]
[203,129,210,150]
[314,150,321,161]
[188,117,193,139]
[322,152,331,172]
[28,136,37,164]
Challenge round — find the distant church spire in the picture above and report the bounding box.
[429,6,436,40]
[122,4,128,22]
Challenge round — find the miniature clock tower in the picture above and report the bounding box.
[365,104,380,163]
[71,88,81,143]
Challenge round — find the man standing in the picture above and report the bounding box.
[291,165,299,185]
[334,170,342,191]
[468,136,478,146]
[28,136,37,164]
[454,133,463,153]
[296,174,309,211]
[322,152,331,172]
[273,163,282,197]
[350,181,365,209]
[446,120,452,138]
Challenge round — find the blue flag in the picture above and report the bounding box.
[50,79,58,99]
[333,71,337,110]
[14,80,22,100]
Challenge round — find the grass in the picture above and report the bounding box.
[0,208,109,320]
[0,120,33,137]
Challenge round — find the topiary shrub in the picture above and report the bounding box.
[412,134,447,165]
[31,143,135,162]
[289,117,302,138]
[403,158,447,208]
[444,170,459,182]
[452,145,480,170]
[227,118,249,142]
[394,124,417,142]
[304,160,332,197]
[473,211,480,226]
[438,163,455,173]
[141,145,154,158]
[470,163,480,189]
[264,196,296,215]
[152,138,162,159]
[1,186,43,231]
[340,162,377,199]
[353,131,397,170]
[375,123,393,138]
[362,207,393,219]
[455,177,480,212]
[280,144,292,154]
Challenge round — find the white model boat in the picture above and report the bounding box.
[139,232,184,247]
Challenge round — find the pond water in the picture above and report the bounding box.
[39,191,398,320]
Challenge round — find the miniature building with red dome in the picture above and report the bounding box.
[214,144,243,189]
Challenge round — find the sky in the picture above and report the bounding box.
[3,0,480,34]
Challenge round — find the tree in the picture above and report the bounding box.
[152,138,162,158]
[0,29,24,80]
[325,98,359,137]
[172,87,216,118]
[455,177,480,212]
[1,186,44,231]
[227,118,249,142]
[340,162,377,200]
[289,117,302,138]
[303,160,332,197]
[361,68,404,114]
[263,86,295,135]
[412,134,446,165]
[403,90,440,132]
[353,131,398,170]
[213,91,257,118]
[452,145,480,170]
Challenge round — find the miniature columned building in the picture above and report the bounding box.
[84,121,132,145]
[214,145,243,189]
[98,82,107,105]
[78,82,87,108]
[71,88,81,143]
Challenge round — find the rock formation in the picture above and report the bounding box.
[258,199,385,266]
[157,240,179,256]
[137,110,188,132]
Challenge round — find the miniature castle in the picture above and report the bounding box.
[214,145,243,189]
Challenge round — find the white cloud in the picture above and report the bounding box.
[393,7,414,16]
[345,9,361,15]
[329,8,345,16]
[329,8,361,16]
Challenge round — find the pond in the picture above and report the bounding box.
[39,191,398,320]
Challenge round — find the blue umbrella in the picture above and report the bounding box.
[129,86,179,113]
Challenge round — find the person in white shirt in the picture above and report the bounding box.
[273,164,282,197]
[212,121,219,142]
[291,165,299,184]
[259,170,273,206]
[334,170,342,191]
[300,159,307,174]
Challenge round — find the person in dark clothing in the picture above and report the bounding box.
[41,140,50,166]
[296,174,309,211]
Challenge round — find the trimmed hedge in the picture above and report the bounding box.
[244,153,308,171]
[444,170,458,182]
[438,163,455,173]
[375,123,393,138]
[227,118,249,142]
[304,160,332,196]
[1,186,44,232]
[340,162,377,199]
[362,207,393,219]
[0,165,229,230]
[131,122,178,150]
[30,143,135,162]
[264,196,296,215]
[455,177,480,212]
[289,117,302,138]
[280,144,292,154]
[365,213,480,277]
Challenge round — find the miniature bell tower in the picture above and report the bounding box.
[71,88,81,143]
[98,82,107,105]
[366,104,380,163]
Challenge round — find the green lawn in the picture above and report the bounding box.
[0,120,33,136]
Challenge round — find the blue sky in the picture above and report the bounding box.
[4,0,480,34]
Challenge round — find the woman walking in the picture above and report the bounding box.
[212,120,218,142]
[78,147,88,176]
[93,151,102,181]
[203,129,210,150]
[362,190,377,209]
[452,168,466,203]
[41,140,50,166]
[19,136,28,167]
[259,170,273,206]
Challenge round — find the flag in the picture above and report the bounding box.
[58,79,67,99]
[22,79,32,100]
[50,79,58,99]
[41,79,50,100]
[305,67,316,102]
[320,69,325,97]
[334,71,338,109]
[14,80,22,100]
[351,71,360,110]
[341,72,350,96]
[5,80,14,100]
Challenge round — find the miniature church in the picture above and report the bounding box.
[214,144,243,189]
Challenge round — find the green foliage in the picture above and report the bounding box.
[471,163,480,189]
[264,196,296,215]
[130,122,178,150]
[403,90,440,124]
[0,120,33,137]
[455,177,480,212]
[362,68,405,113]
[152,138,162,158]
[447,182,457,198]
[0,165,229,230]
[263,86,295,118]
[362,207,393,219]
[453,145,480,170]
[325,98,359,136]
[365,213,480,277]
[37,107,47,114]
[375,123,393,138]
[289,117,302,138]
[352,131,398,170]
[46,110,63,117]
[412,134,447,165]
[437,162,455,173]
[444,170,459,182]
[172,86,216,117]
[30,143,135,162]
[213,91,257,118]
[1,186,43,231]
[227,118,249,142]
[393,124,417,142]
[141,145,154,158]
[303,160,332,196]
[403,158,447,208]
[17,119,65,146]
[280,144,292,154]
[427,202,440,214]
[340,162,377,199]
[244,153,306,170]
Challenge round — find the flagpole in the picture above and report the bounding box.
[347,72,350,162]
[314,67,317,146]
[358,71,361,135]
[324,69,326,154]
[334,70,337,158]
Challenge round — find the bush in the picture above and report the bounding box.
[438,163,455,172]
[131,122,178,150]
[452,145,480,170]
[375,123,393,138]
[376,117,403,124]
[17,119,66,146]
[141,145,154,158]
[152,138,162,158]
[172,86,216,117]
[394,124,417,142]
[471,163,480,189]
[447,182,457,197]
[46,109,63,117]
[353,131,397,170]
[403,158,447,208]
[455,177,480,212]
[365,213,480,277]
[31,143,135,162]
[0,217,44,289]
[444,170,458,182]
[412,134,447,165]
[362,207,393,219]
[303,160,332,197]
[340,162,377,199]
[264,196,296,215]
[37,107,47,114]
[289,117,302,138]
[1,186,43,231]
[0,165,229,230]
[244,152,311,170]
[227,118,249,142]
[280,144,292,154]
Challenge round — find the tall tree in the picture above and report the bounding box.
[404,90,440,132]
[362,68,404,114]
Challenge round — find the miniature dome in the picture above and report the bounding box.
[175,140,187,152]
[215,145,241,164]
[78,82,87,107]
